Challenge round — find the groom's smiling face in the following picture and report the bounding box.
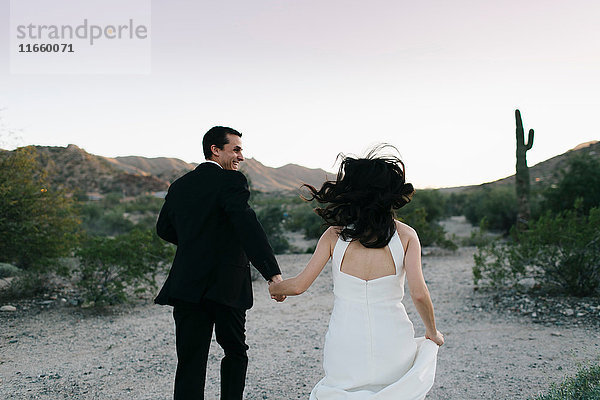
[213,133,244,171]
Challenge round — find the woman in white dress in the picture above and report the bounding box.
[269,147,444,399]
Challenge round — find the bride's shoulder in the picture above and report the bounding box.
[319,226,341,254]
[394,220,418,240]
[323,226,342,239]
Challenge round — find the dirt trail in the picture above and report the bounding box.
[1,247,599,399]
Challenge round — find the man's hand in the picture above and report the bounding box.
[268,274,286,302]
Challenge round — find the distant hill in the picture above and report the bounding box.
[440,140,599,193]
[108,154,333,193]
[3,141,597,196]
[2,144,334,195]
[239,158,333,192]
[108,156,197,184]
[8,144,169,196]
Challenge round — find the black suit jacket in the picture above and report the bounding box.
[154,162,281,309]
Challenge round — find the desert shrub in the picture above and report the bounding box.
[74,229,175,305]
[77,193,164,236]
[256,205,290,254]
[101,192,123,207]
[134,214,160,231]
[542,155,600,216]
[0,263,20,279]
[123,195,163,213]
[473,207,600,297]
[285,202,326,240]
[0,147,80,270]
[78,202,135,236]
[460,218,497,247]
[531,362,600,400]
[403,189,447,222]
[463,186,517,233]
[445,192,467,217]
[0,270,55,300]
[397,207,457,250]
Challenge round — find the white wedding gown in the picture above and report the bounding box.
[310,231,439,400]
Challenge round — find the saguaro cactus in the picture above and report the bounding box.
[515,109,534,230]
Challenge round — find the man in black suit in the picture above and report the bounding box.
[155,126,284,400]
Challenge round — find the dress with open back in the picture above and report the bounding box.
[309,230,438,400]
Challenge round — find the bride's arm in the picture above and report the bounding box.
[268,227,336,296]
[403,224,444,346]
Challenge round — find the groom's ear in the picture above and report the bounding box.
[210,144,220,158]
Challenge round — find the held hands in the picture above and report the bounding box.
[268,274,286,302]
[426,330,445,346]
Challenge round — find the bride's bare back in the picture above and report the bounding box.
[340,239,397,281]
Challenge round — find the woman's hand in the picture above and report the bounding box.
[268,279,286,302]
[267,228,336,300]
[426,330,444,346]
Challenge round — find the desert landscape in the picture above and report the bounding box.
[3,1,600,397]
[1,217,598,399]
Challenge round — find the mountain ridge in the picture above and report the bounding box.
[2,140,597,196]
[1,144,335,195]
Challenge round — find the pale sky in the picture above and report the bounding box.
[1,0,599,188]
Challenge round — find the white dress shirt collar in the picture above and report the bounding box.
[204,160,223,169]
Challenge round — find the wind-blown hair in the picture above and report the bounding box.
[303,145,415,248]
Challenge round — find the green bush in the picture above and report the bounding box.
[445,192,467,217]
[531,363,600,400]
[0,147,80,270]
[285,202,326,240]
[403,189,447,223]
[460,218,497,248]
[473,207,600,297]
[256,205,290,254]
[463,186,517,233]
[397,207,457,250]
[0,263,20,279]
[77,194,161,236]
[78,201,125,236]
[0,270,56,300]
[123,195,164,213]
[542,155,600,216]
[74,229,175,305]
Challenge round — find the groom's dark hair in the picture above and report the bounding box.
[202,126,242,160]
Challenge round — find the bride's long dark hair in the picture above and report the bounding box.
[303,145,415,248]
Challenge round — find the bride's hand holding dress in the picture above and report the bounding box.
[402,223,445,347]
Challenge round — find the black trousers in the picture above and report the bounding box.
[172,299,249,400]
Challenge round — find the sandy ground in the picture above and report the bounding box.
[1,223,600,399]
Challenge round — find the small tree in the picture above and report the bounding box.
[542,155,600,215]
[463,186,517,234]
[75,229,175,305]
[0,147,80,270]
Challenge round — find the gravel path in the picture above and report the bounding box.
[1,248,599,399]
